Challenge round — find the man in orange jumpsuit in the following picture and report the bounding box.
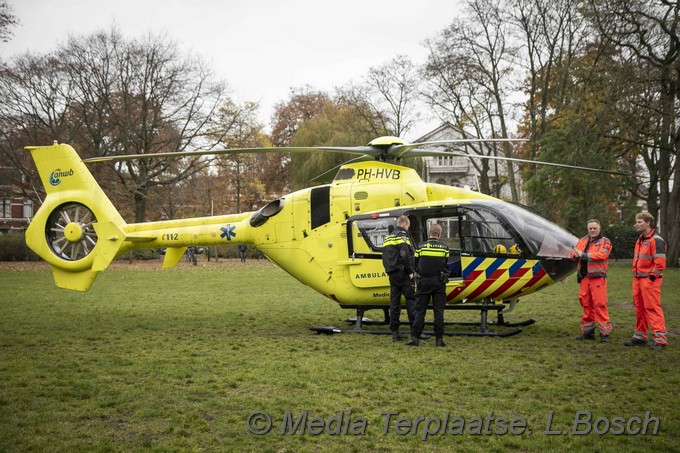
[624,212,668,350]
[571,219,613,342]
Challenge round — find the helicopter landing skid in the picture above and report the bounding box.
[310,300,534,337]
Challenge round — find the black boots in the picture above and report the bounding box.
[575,332,595,341]
[400,333,445,347]
[623,337,647,346]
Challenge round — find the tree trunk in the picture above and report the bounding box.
[134,189,147,223]
[658,67,679,267]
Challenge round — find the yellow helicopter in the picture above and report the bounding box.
[24,136,619,336]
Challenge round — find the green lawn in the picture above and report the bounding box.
[1,260,678,452]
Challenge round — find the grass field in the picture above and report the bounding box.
[1,259,679,452]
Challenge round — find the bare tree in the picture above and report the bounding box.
[209,99,270,213]
[59,28,229,221]
[0,27,229,222]
[510,0,630,223]
[0,53,80,196]
[337,55,421,137]
[510,0,590,163]
[422,0,521,200]
[0,1,18,43]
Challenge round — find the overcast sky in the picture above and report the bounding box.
[2,0,463,137]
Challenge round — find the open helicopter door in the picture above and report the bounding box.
[315,205,533,336]
[419,205,533,304]
[343,209,474,293]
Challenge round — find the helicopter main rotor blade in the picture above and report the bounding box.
[83,146,378,163]
[405,149,628,176]
[389,138,527,159]
[82,138,523,163]
[81,136,627,176]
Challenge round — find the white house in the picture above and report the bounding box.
[414,123,516,201]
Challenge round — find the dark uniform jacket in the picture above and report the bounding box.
[415,238,449,277]
[382,226,415,275]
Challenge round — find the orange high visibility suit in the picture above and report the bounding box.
[570,235,612,337]
[632,228,667,346]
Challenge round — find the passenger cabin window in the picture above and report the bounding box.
[352,217,396,253]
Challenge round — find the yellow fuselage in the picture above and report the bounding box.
[25,144,572,300]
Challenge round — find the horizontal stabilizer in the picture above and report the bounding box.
[125,234,157,242]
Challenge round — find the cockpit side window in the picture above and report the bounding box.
[425,215,462,277]
[460,208,519,255]
[426,217,461,250]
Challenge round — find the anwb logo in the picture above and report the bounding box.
[49,168,74,186]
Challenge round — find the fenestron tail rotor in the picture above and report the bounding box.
[46,202,98,261]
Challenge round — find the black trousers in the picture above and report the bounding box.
[413,276,446,338]
[388,271,416,332]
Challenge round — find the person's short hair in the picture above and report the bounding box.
[429,223,442,238]
[636,211,655,226]
[396,215,410,227]
[587,219,600,226]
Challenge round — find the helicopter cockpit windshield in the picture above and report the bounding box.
[483,201,578,258]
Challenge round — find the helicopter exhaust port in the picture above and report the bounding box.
[250,198,285,227]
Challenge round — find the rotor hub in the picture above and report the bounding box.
[63,222,84,242]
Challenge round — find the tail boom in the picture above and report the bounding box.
[25,143,256,291]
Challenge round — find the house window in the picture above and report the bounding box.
[437,155,452,166]
[1,199,10,218]
[23,200,33,219]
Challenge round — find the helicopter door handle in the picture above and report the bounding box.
[337,260,362,266]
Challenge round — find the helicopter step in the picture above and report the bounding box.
[310,299,535,337]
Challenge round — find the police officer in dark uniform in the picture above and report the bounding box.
[382,215,417,342]
[407,223,449,347]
